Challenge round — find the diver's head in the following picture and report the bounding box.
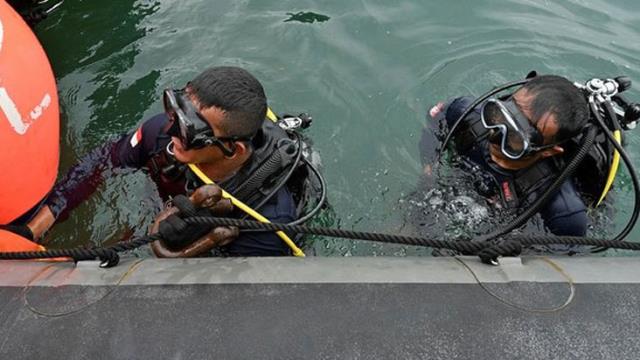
[165,66,267,168]
[483,75,589,170]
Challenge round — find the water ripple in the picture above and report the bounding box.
[37,0,640,254]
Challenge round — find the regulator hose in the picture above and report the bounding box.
[244,132,304,214]
[287,157,327,226]
[592,98,640,242]
[241,132,327,226]
[233,144,286,203]
[474,125,599,242]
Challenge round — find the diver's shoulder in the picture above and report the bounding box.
[140,113,170,132]
[444,96,477,121]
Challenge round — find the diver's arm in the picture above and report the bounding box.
[544,211,588,237]
[27,114,168,240]
[26,140,122,239]
[539,181,589,236]
[420,97,474,175]
[420,102,446,175]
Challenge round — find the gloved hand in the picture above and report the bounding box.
[0,224,35,241]
[149,184,238,258]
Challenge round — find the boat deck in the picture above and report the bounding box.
[1,256,638,359]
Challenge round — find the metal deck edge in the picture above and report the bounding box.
[1,256,638,287]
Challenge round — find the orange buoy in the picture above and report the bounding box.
[0,228,70,261]
[0,229,44,251]
[0,1,59,225]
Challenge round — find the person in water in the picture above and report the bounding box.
[12,66,304,257]
[419,74,592,237]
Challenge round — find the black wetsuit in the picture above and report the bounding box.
[420,97,589,237]
[44,114,297,256]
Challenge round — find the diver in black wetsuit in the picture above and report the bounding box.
[420,75,592,237]
[12,66,316,257]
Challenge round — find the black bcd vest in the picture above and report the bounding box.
[145,118,315,215]
[453,111,615,208]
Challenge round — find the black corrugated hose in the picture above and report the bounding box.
[473,125,599,243]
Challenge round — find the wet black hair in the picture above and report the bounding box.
[188,66,267,138]
[515,75,589,142]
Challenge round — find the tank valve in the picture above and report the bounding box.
[278,113,313,130]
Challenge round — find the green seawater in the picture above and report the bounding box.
[34,0,640,256]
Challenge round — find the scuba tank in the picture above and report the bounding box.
[228,114,311,210]
[241,112,323,222]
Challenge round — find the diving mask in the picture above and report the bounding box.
[480,98,557,160]
[163,88,251,156]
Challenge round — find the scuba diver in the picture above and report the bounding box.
[5,66,324,257]
[418,73,640,245]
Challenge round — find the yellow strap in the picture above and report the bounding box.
[596,130,622,207]
[266,107,277,122]
[187,163,305,257]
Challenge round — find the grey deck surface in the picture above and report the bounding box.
[1,256,639,360]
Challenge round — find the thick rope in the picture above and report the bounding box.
[186,217,640,264]
[1,217,639,267]
[0,233,163,268]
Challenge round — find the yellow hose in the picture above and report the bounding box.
[596,130,622,207]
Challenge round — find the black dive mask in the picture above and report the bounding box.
[480,98,557,160]
[163,88,251,156]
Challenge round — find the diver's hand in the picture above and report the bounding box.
[189,184,233,216]
[423,164,433,177]
[150,225,238,258]
[25,205,55,241]
[149,184,238,258]
[417,170,437,192]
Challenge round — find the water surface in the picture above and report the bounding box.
[34,0,640,255]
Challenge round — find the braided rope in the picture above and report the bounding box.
[1,216,639,267]
[0,233,163,268]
